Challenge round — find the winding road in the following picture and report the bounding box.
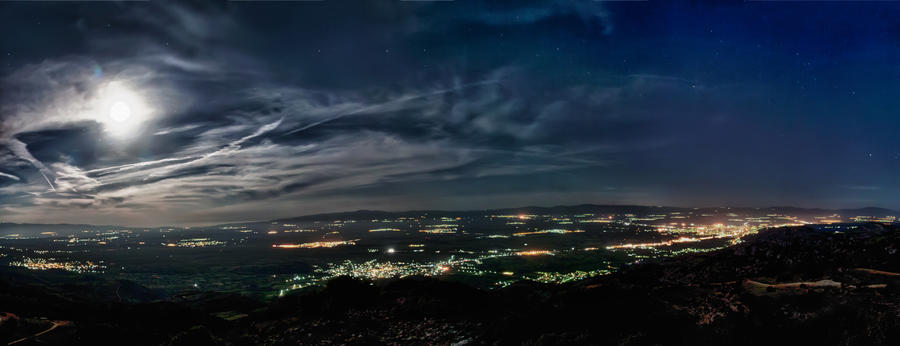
[7,320,71,345]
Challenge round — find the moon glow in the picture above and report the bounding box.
[94,81,152,138]
[109,101,132,123]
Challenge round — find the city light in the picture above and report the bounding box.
[272,239,359,249]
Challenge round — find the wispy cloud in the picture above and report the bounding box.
[3,1,897,225]
[0,172,20,181]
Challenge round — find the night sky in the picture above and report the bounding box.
[1,0,898,226]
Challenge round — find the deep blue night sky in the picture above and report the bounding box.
[1,0,898,226]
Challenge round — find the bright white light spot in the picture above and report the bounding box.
[109,101,131,123]
[387,248,395,254]
[92,81,153,138]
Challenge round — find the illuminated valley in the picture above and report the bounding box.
[1,206,895,299]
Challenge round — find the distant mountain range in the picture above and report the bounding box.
[0,223,132,237]
[3,204,897,237]
[272,204,899,223]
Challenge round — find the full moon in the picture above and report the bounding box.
[92,81,153,138]
[109,101,132,123]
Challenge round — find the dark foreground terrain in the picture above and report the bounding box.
[2,224,898,345]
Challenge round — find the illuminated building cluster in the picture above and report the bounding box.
[164,238,226,248]
[524,269,613,284]
[606,236,721,250]
[852,215,897,223]
[369,228,402,232]
[283,229,317,233]
[418,224,458,234]
[273,239,359,249]
[516,250,554,256]
[512,229,584,237]
[9,257,106,274]
[321,259,450,280]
